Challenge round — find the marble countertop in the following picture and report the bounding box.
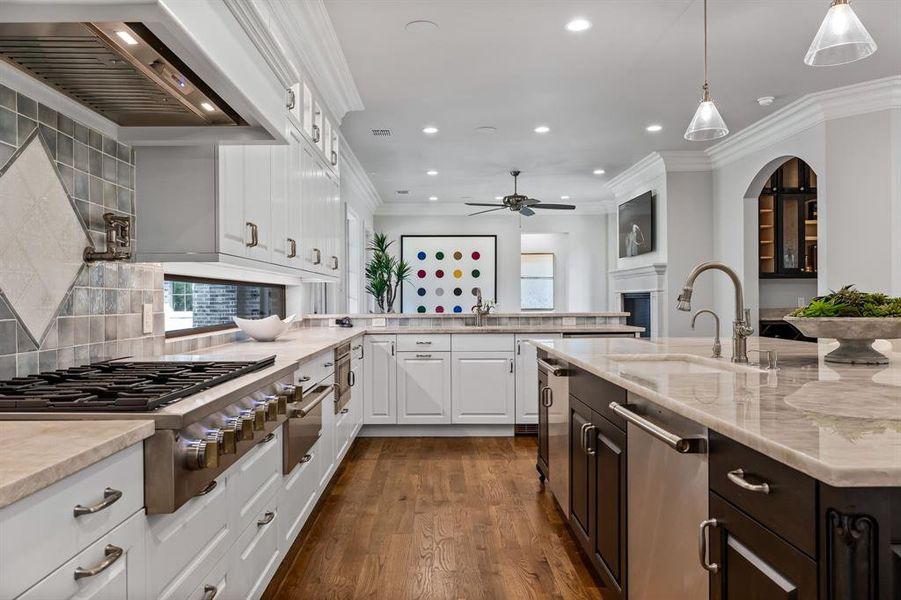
[532,336,901,487]
[0,420,154,508]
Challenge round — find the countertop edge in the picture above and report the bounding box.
[533,341,901,488]
[0,420,155,509]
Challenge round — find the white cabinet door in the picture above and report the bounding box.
[515,334,561,424]
[317,386,337,489]
[18,511,146,600]
[451,352,516,424]
[363,335,396,424]
[269,141,288,266]
[278,439,321,553]
[242,145,272,263]
[185,552,231,600]
[300,143,321,272]
[286,126,304,269]
[349,351,363,438]
[217,145,247,257]
[230,498,280,600]
[397,352,451,424]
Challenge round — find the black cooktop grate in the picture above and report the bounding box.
[0,357,276,412]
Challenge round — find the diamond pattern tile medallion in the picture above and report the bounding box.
[0,133,90,344]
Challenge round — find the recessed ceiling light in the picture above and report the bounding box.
[422,126,439,134]
[646,124,663,133]
[757,96,775,107]
[115,30,139,45]
[593,168,606,175]
[200,102,215,113]
[428,196,438,201]
[405,20,439,33]
[534,125,550,134]
[475,126,497,134]
[565,18,592,32]
[426,169,438,176]
[561,195,570,200]
[495,196,503,200]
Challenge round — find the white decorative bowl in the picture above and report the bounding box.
[233,314,296,342]
[784,316,901,364]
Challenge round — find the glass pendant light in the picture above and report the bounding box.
[804,0,877,67]
[685,0,728,141]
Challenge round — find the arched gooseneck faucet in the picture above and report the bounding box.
[676,262,754,363]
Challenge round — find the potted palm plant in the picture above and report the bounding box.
[365,233,411,313]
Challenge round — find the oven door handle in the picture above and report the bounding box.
[294,385,335,417]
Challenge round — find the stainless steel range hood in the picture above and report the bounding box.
[0,22,245,127]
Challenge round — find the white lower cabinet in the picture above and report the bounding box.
[18,510,146,600]
[397,351,451,424]
[278,440,321,551]
[363,334,397,424]
[230,497,281,600]
[451,351,516,424]
[515,334,561,424]
[186,552,231,600]
[227,427,283,531]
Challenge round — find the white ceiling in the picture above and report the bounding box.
[326,0,901,209]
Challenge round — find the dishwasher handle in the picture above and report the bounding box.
[536,358,567,377]
[609,402,706,454]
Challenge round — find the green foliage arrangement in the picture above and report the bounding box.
[790,285,901,318]
[365,232,411,313]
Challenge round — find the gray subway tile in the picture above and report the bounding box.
[90,315,104,343]
[16,324,37,353]
[17,115,35,145]
[0,84,14,110]
[17,352,38,377]
[74,170,89,200]
[38,124,56,157]
[102,153,116,182]
[74,344,90,366]
[0,142,14,168]
[74,316,90,345]
[89,128,102,151]
[57,113,74,136]
[73,141,89,171]
[0,355,15,379]
[89,148,102,176]
[57,134,73,166]
[0,107,14,145]
[57,163,75,195]
[74,121,89,144]
[102,135,116,156]
[16,93,36,118]
[58,317,75,347]
[0,320,17,355]
[39,350,58,372]
[37,103,57,128]
[105,316,118,340]
[58,346,75,369]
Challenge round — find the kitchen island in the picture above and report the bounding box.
[532,335,900,600]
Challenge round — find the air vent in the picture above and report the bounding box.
[371,129,392,137]
[396,190,410,195]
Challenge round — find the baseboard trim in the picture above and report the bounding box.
[359,424,514,437]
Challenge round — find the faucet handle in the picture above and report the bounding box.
[748,349,778,370]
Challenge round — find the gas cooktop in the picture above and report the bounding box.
[0,357,276,412]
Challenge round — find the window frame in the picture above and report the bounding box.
[163,275,287,338]
[520,252,556,311]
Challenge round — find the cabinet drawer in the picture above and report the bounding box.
[0,443,143,599]
[186,552,231,600]
[228,426,283,531]
[709,431,816,556]
[231,498,281,600]
[146,473,230,600]
[18,509,146,600]
[397,333,451,352]
[278,439,321,551]
[569,367,627,429]
[452,333,514,352]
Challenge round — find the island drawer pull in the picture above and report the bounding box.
[727,468,771,494]
[196,480,218,497]
[202,584,218,600]
[698,519,719,573]
[257,511,275,527]
[73,487,122,517]
[73,544,123,580]
[536,358,567,376]
[610,401,706,454]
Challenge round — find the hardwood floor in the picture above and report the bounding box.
[264,436,606,600]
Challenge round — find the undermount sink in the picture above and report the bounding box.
[605,354,763,375]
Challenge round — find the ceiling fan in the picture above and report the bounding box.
[465,170,576,216]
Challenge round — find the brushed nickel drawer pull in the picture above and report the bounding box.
[312,248,321,265]
[245,222,258,248]
[340,408,349,414]
[415,353,432,358]
[73,544,123,580]
[584,424,597,455]
[300,453,313,463]
[202,584,218,600]
[537,358,566,376]
[415,340,432,345]
[257,511,275,527]
[698,519,719,573]
[196,480,217,497]
[73,487,122,517]
[287,238,297,258]
[727,468,771,494]
[259,432,276,445]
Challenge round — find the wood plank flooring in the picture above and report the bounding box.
[264,436,606,600]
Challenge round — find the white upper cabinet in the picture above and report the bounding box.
[242,145,273,264]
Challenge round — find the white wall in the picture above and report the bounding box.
[372,213,609,312]
[521,233,569,311]
[758,279,818,310]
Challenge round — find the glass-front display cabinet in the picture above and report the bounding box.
[758,158,817,278]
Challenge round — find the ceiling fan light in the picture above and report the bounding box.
[684,98,729,141]
[804,0,877,66]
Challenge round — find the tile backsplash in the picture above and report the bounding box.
[0,82,163,378]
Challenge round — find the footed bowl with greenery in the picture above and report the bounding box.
[785,286,901,364]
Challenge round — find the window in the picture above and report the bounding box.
[164,276,286,337]
[521,253,554,311]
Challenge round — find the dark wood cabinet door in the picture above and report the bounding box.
[569,397,592,551]
[537,369,549,479]
[589,414,626,599]
[709,493,817,600]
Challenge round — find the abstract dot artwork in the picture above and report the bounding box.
[401,236,495,313]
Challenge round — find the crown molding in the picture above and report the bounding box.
[606,153,666,199]
[658,150,711,173]
[268,0,364,123]
[222,0,299,89]
[340,134,382,215]
[706,76,901,169]
[375,201,613,217]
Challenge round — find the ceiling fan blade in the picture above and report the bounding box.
[531,203,576,210]
[465,202,505,207]
[521,198,540,206]
[519,207,535,216]
[468,206,508,216]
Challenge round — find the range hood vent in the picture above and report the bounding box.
[0,22,245,127]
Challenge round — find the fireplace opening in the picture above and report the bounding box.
[623,292,651,338]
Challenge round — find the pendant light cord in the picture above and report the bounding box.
[703,0,709,101]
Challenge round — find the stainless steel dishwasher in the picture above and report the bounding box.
[610,395,709,600]
[538,356,570,515]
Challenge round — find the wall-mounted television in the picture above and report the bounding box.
[618,191,655,258]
